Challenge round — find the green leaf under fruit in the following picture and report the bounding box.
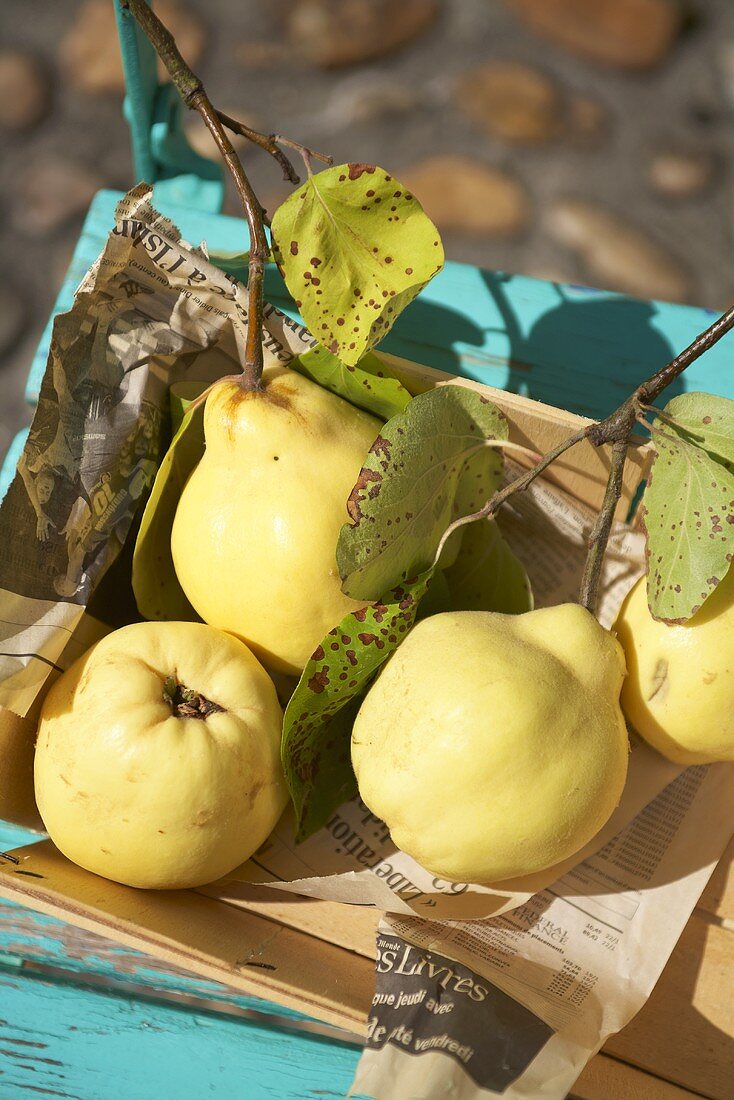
[271,163,443,366]
[293,345,412,422]
[132,382,207,622]
[643,392,734,622]
[281,571,432,841]
[337,385,509,601]
[444,518,533,615]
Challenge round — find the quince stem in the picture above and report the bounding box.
[163,675,224,721]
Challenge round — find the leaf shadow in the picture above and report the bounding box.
[481,273,684,420]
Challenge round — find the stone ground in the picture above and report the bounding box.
[2,0,734,454]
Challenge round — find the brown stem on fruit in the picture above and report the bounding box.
[163,676,224,720]
[122,0,330,391]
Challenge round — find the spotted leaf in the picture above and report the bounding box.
[282,571,432,840]
[337,385,509,601]
[643,392,734,622]
[132,382,206,622]
[293,345,412,421]
[271,163,443,366]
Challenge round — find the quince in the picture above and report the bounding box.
[171,368,380,675]
[615,573,734,763]
[34,620,286,889]
[352,605,629,883]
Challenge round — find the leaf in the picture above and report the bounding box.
[293,345,412,421]
[271,163,444,366]
[282,571,432,840]
[443,518,533,615]
[643,392,734,622]
[132,382,207,621]
[337,385,509,601]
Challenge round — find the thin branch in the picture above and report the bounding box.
[639,303,734,406]
[123,0,267,388]
[578,440,628,612]
[216,113,333,185]
[433,427,589,568]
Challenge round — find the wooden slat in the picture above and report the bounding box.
[382,352,651,519]
[605,915,734,1099]
[0,842,374,1035]
[2,838,733,1098]
[573,1053,701,1100]
[698,837,734,923]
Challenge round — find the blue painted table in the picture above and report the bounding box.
[2,190,734,1099]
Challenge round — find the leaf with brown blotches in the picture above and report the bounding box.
[292,345,412,421]
[281,570,433,840]
[643,392,734,622]
[271,163,443,366]
[337,385,508,601]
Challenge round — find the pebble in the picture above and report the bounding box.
[566,95,609,148]
[15,156,102,236]
[458,61,561,144]
[648,150,716,200]
[397,155,531,237]
[60,0,206,94]
[503,0,682,70]
[285,0,439,68]
[235,41,289,69]
[0,52,51,131]
[0,285,25,358]
[544,199,693,302]
[319,74,420,129]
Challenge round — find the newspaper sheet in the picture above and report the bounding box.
[0,184,313,716]
[350,761,734,1098]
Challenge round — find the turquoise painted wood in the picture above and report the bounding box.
[0,823,365,1099]
[23,189,734,418]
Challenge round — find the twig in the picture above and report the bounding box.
[121,0,330,390]
[123,0,266,388]
[464,304,734,616]
[577,440,628,611]
[433,428,589,567]
[216,112,333,185]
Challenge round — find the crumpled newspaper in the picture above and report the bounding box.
[0,183,313,716]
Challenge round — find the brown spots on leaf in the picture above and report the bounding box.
[703,415,712,424]
[310,257,322,267]
[290,241,298,256]
[346,650,358,666]
[348,163,376,180]
[308,667,330,694]
[348,468,383,522]
[329,340,339,354]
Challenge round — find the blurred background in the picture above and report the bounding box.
[1,0,734,451]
